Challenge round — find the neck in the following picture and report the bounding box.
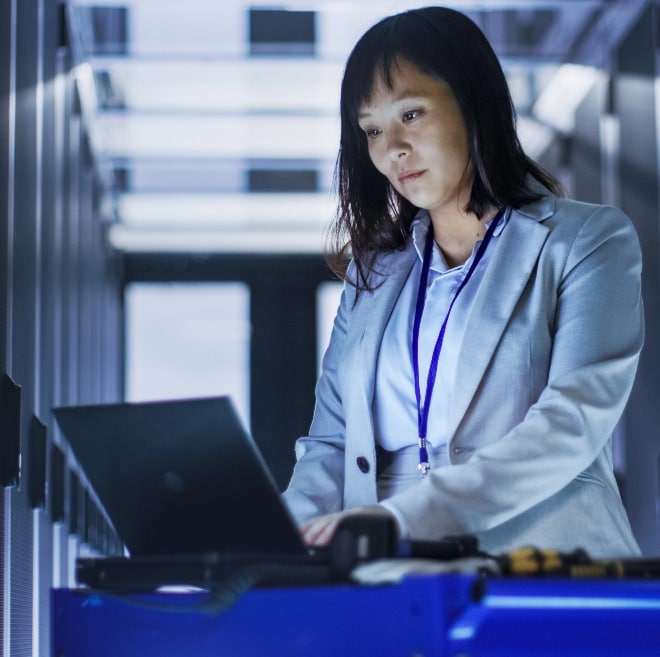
[430,207,497,268]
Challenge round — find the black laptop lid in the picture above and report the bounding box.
[53,396,306,558]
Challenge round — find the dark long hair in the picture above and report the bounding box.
[329,6,562,289]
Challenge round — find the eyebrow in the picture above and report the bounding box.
[358,93,426,120]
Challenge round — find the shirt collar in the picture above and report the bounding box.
[411,207,509,273]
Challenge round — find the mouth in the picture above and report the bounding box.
[398,170,425,184]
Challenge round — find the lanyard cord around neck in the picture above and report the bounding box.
[412,208,505,476]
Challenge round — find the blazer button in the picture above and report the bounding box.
[356,456,370,473]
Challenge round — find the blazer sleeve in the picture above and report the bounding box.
[281,271,356,523]
[383,205,644,540]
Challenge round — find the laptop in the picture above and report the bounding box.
[53,396,334,591]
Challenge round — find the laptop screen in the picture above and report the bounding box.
[53,396,307,557]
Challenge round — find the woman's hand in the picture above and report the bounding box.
[300,505,399,547]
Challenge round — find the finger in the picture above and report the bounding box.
[311,517,340,546]
[301,518,333,546]
[300,517,324,545]
[301,515,340,547]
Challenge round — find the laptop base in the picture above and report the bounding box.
[76,551,336,593]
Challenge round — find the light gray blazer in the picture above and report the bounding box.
[283,189,644,558]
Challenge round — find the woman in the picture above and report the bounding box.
[282,6,643,558]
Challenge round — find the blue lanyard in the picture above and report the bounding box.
[412,208,504,475]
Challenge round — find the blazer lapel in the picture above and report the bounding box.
[352,244,418,412]
[447,204,553,439]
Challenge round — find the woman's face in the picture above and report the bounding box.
[357,59,473,220]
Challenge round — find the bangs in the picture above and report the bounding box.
[340,12,464,133]
[341,47,402,130]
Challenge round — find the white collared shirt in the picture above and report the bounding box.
[372,208,508,452]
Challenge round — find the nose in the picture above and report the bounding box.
[387,128,409,160]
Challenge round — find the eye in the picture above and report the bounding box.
[363,127,381,139]
[402,109,421,122]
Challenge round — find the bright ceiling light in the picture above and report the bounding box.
[108,225,330,253]
[532,63,603,133]
[96,113,340,159]
[99,58,344,113]
[115,192,335,227]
